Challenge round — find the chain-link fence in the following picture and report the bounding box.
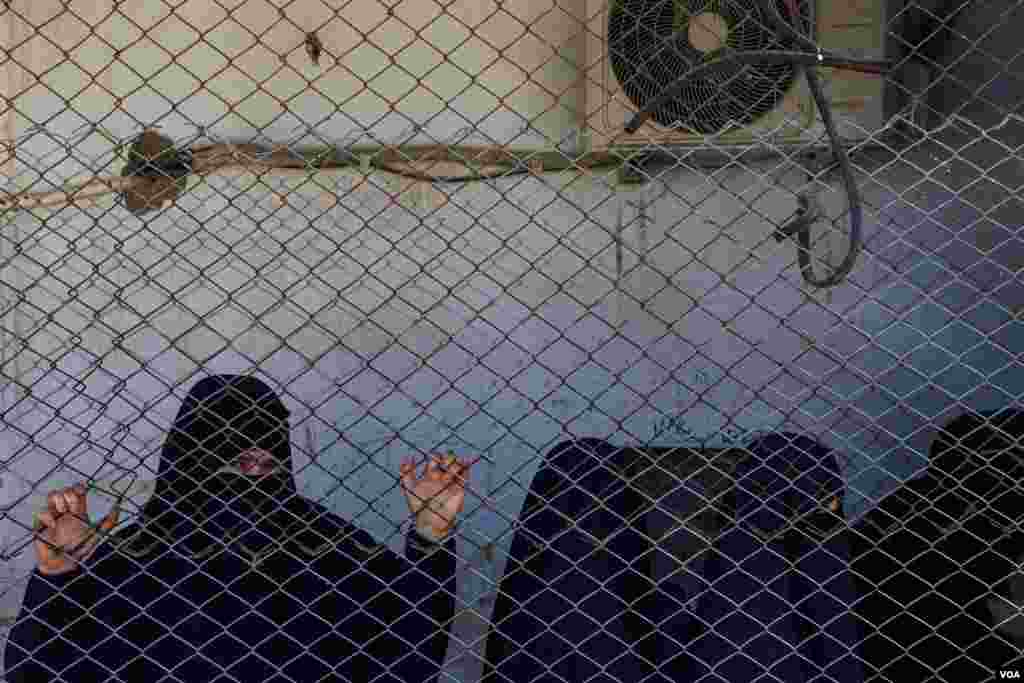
[0,0,1022,680]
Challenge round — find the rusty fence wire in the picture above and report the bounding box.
[0,0,1023,681]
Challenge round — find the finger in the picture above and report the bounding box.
[448,490,467,515]
[67,486,87,516]
[399,460,418,493]
[434,456,450,477]
[62,489,81,517]
[407,456,426,478]
[405,456,421,477]
[35,511,56,536]
[399,459,422,507]
[34,511,57,560]
[446,461,466,487]
[72,504,121,560]
[49,490,67,515]
[420,456,436,480]
[99,504,121,533]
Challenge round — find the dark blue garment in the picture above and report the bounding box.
[4,375,456,683]
[690,433,864,683]
[481,438,654,683]
[482,434,863,683]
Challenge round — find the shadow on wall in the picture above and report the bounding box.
[892,0,1024,133]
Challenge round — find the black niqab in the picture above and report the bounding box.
[123,374,347,561]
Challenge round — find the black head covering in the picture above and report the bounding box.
[931,408,1024,501]
[121,374,352,561]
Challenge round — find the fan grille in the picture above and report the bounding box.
[608,0,806,134]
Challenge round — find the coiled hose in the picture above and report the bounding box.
[624,2,892,289]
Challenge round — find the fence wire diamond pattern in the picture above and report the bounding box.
[0,0,1023,681]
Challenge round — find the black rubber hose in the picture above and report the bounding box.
[795,67,864,288]
[766,1,871,289]
[624,7,890,288]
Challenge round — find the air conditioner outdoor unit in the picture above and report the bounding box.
[582,0,886,149]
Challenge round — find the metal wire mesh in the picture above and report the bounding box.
[0,0,1022,680]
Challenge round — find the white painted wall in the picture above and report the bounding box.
[2,0,585,193]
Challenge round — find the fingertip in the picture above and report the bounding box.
[102,509,119,530]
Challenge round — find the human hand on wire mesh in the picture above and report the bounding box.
[400,453,476,541]
[34,483,119,576]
